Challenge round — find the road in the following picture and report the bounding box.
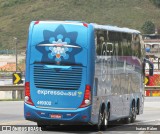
[0,97,159,133]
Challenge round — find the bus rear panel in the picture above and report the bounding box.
[24,21,95,125]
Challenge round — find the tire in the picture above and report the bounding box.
[37,122,47,131]
[131,103,136,123]
[136,100,140,114]
[95,110,102,131]
[124,115,131,124]
[95,107,109,131]
[101,108,109,131]
[124,101,136,124]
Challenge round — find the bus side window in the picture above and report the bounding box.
[100,36,106,56]
[122,33,132,56]
[131,34,141,58]
[108,31,119,56]
[96,30,107,56]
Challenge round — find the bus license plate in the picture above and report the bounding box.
[50,114,62,119]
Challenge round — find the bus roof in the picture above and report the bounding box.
[32,20,140,34]
[92,23,140,34]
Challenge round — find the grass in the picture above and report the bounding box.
[0,0,160,50]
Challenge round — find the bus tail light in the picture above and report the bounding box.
[79,85,91,108]
[34,21,40,25]
[25,82,34,106]
[83,23,88,27]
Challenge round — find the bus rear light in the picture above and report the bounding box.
[83,23,88,27]
[34,21,40,25]
[26,112,31,117]
[79,85,91,108]
[25,82,34,106]
[82,115,87,119]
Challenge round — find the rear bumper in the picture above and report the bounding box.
[24,103,92,125]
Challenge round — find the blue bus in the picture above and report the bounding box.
[24,21,153,130]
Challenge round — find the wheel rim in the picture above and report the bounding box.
[104,111,108,126]
[98,112,103,126]
[104,116,107,126]
[131,105,136,122]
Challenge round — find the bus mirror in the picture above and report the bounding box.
[144,58,154,76]
[149,63,153,76]
[142,61,145,76]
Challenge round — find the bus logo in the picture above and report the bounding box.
[38,39,81,62]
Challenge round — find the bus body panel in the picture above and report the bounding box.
[28,22,90,109]
[24,21,95,124]
[24,103,92,124]
[24,21,144,126]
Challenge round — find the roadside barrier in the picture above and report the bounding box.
[0,85,160,100]
[145,86,160,97]
[0,85,24,100]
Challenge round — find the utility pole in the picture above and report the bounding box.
[14,37,18,72]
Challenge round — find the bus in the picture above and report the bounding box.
[144,34,160,96]
[24,21,153,130]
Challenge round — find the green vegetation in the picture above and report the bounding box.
[0,0,160,49]
[141,21,155,34]
[150,0,160,7]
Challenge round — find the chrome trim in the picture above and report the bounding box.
[38,44,81,48]
[36,106,77,110]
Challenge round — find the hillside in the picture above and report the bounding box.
[0,0,160,50]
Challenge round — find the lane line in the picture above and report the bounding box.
[0,120,36,125]
[144,107,160,110]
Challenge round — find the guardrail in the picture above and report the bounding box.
[0,85,160,100]
[145,86,160,96]
[0,85,24,100]
[145,86,160,90]
[0,85,24,91]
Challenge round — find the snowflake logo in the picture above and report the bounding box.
[48,39,72,62]
[36,25,82,64]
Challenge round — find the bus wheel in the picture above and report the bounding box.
[136,100,140,114]
[124,101,136,124]
[95,106,109,131]
[101,108,109,131]
[124,115,131,124]
[131,102,136,123]
[95,110,103,130]
[37,122,47,131]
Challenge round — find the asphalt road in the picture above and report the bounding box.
[0,97,160,134]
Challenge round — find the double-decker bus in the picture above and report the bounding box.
[24,21,153,130]
[144,34,160,96]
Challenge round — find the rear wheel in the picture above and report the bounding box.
[95,110,102,130]
[136,100,140,114]
[131,102,136,123]
[124,101,136,124]
[37,122,47,131]
[124,114,131,124]
[101,108,109,131]
[95,107,109,131]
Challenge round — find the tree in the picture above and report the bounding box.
[141,21,155,34]
[150,0,160,7]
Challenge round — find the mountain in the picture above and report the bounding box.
[0,0,160,50]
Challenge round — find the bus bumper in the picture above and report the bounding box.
[24,103,92,125]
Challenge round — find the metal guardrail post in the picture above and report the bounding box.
[0,85,24,100]
[150,90,152,96]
